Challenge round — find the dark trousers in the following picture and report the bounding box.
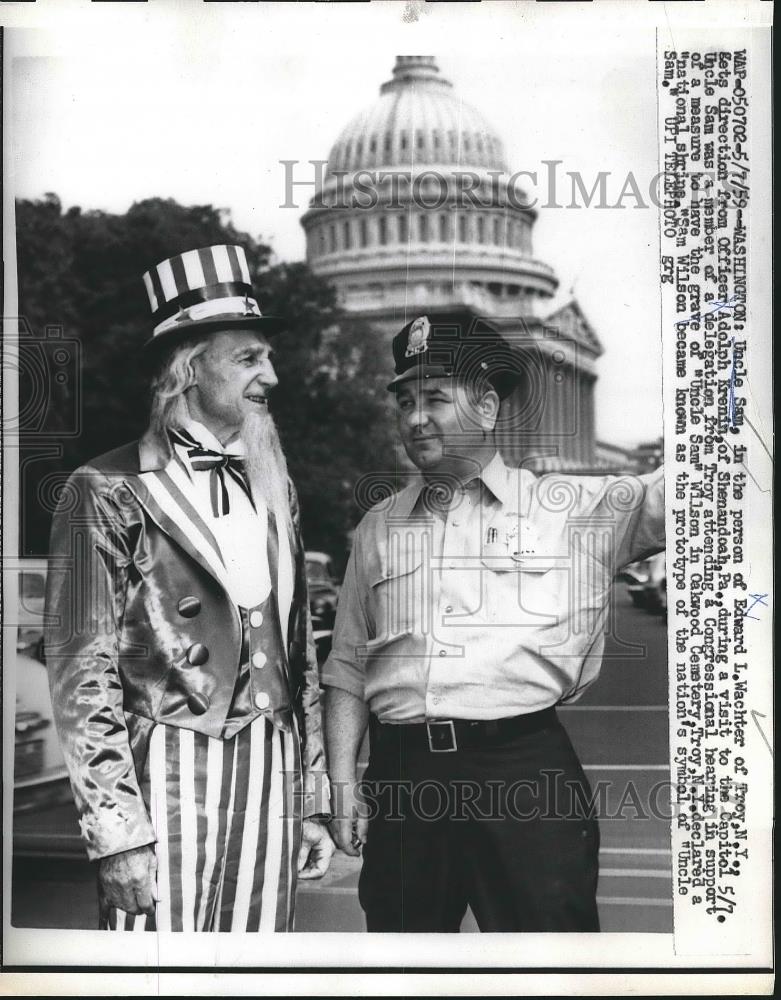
[358,712,600,932]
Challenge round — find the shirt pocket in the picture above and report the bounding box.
[369,555,425,640]
[479,555,562,625]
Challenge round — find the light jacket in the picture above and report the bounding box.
[45,427,329,860]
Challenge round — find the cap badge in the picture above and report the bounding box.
[405,315,430,358]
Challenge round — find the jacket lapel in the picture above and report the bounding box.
[123,429,232,592]
[126,428,294,618]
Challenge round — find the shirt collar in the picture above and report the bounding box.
[397,452,526,519]
[475,451,513,506]
[178,418,246,457]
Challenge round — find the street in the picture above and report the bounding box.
[11,589,670,935]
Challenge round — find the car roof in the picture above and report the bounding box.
[18,558,48,574]
[305,551,331,564]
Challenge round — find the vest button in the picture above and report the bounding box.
[252,651,267,669]
[254,692,271,711]
[187,692,209,715]
[186,643,209,666]
[178,596,201,618]
[249,610,264,628]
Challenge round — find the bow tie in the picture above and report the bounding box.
[170,428,254,517]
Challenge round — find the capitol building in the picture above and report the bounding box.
[301,55,606,472]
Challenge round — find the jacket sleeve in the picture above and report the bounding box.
[44,465,157,860]
[287,480,331,819]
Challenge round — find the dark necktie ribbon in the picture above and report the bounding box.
[170,428,254,517]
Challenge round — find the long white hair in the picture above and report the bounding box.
[150,339,294,540]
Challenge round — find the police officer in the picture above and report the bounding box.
[322,311,664,932]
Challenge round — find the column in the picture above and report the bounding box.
[585,376,595,466]
[575,368,585,467]
[554,360,564,467]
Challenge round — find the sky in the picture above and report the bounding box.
[7,1,672,447]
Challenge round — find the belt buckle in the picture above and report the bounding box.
[426,720,457,752]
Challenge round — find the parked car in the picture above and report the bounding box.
[305,551,341,630]
[643,551,667,618]
[615,559,651,608]
[11,560,71,813]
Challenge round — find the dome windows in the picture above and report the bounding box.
[307,206,534,259]
[448,130,457,159]
[324,56,510,177]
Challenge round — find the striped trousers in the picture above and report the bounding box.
[102,715,302,932]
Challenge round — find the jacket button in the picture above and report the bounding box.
[249,610,264,628]
[254,692,271,710]
[186,643,209,666]
[178,596,201,618]
[252,651,267,669]
[187,692,209,715]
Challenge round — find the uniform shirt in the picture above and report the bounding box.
[322,453,665,723]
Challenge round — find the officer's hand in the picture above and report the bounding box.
[330,780,369,857]
[97,844,158,916]
[297,819,335,880]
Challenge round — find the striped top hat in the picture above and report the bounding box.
[142,244,283,348]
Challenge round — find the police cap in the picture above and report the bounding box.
[387,311,524,400]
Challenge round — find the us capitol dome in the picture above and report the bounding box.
[301,55,605,471]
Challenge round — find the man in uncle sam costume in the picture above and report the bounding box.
[45,244,333,932]
[323,311,665,932]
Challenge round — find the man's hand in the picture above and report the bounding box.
[330,779,369,857]
[297,819,336,880]
[97,844,158,916]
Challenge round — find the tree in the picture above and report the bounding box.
[15,196,395,562]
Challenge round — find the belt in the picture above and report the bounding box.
[370,707,557,753]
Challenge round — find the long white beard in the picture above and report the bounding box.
[241,409,294,541]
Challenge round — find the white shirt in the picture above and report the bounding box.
[173,419,272,610]
[323,454,665,722]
